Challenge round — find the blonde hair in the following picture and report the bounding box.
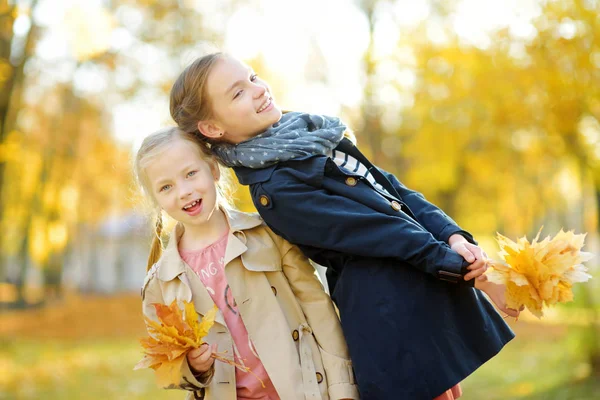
[134,126,235,270]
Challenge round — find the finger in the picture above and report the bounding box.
[476,274,488,282]
[455,246,476,263]
[467,245,485,260]
[464,267,486,281]
[189,344,210,359]
[466,259,486,270]
[503,307,520,318]
[198,349,213,363]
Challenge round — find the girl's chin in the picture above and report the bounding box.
[264,108,282,125]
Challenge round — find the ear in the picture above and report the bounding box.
[197,120,224,139]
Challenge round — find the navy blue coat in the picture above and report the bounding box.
[234,140,514,400]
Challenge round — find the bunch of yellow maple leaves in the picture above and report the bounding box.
[486,229,593,318]
[135,300,264,388]
[134,301,218,387]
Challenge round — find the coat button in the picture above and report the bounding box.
[259,195,270,207]
[391,201,402,211]
[316,372,323,383]
[345,177,357,186]
[271,286,277,296]
[292,329,299,341]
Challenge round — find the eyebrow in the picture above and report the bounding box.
[153,177,172,189]
[153,163,197,188]
[224,68,254,95]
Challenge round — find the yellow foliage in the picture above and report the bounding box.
[134,300,218,387]
[487,229,593,317]
[63,5,113,61]
[47,221,68,251]
[29,216,49,265]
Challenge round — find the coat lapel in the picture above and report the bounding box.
[157,223,225,326]
[156,210,265,327]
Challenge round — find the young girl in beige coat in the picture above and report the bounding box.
[135,127,358,400]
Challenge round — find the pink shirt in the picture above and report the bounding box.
[180,231,280,400]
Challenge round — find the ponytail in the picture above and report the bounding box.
[146,212,163,271]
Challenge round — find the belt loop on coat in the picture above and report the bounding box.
[298,323,322,399]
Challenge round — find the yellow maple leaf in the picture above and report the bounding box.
[487,228,593,318]
[134,300,218,387]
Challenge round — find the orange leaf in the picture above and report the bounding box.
[134,300,218,387]
[154,302,189,334]
[155,354,187,388]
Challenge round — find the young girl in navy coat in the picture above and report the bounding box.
[168,53,519,400]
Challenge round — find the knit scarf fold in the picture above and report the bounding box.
[213,112,346,168]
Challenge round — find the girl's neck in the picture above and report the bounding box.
[179,208,229,251]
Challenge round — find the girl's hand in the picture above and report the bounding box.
[449,234,488,281]
[187,343,217,374]
[474,279,521,318]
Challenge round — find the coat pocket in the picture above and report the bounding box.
[318,346,355,386]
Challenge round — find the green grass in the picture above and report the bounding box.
[0,337,181,400]
[1,293,599,399]
[460,323,600,400]
[2,324,599,400]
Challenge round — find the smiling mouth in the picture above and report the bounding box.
[182,199,202,211]
[257,96,272,113]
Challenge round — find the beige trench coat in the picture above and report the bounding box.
[141,210,359,400]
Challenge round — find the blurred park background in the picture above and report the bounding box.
[1,0,600,398]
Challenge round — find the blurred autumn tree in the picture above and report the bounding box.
[1,0,598,377]
[0,0,235,306]
[351,0,600,374]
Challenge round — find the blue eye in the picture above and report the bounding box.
[159,184,171,192]
[187,170,197,177]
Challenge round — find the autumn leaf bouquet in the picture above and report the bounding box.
[486,229,593,318]
[135,300,265,388]
[134,300,219,387]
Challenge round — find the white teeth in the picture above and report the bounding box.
[257,97,271,113]
[183,200,199,210]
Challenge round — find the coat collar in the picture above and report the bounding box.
[156,208,263,282]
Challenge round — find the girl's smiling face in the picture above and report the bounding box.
[145,137,220,228]
[198,55,282,144]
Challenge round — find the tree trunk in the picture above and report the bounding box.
[0,0,39,282]
[14,229,30,308]
[587,187,600,377]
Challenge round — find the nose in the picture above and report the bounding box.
[179,181,193,199]
[253,84,267,99]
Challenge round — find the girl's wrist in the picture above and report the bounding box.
[189,362,210,377]
[474,278,489,291]
[448,233,468,247]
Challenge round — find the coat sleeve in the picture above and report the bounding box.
[379,168,477,245]
[141,272,215,392]
[275,235,360,400]
[252,168,472,285]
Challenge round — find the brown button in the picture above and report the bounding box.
[391,201,402,211]
[271,286,277,296]
[292,329,299,341]
[345,177,357,186]
[316,372,323,383]
[259,195,270,207]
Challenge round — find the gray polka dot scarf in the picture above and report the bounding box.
[212,112,346,168]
